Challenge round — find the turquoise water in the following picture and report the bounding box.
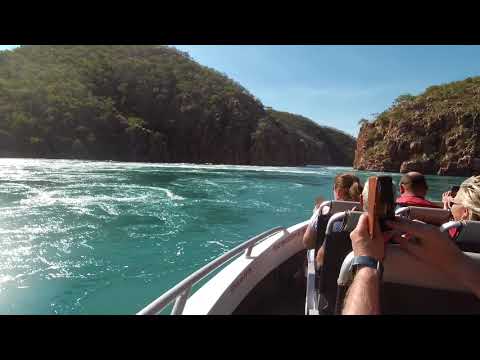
[0,159,466,314]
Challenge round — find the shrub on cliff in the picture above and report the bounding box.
[354,76,480,175]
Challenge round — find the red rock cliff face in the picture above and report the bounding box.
[354,79,480,176]
[354,123,369,170]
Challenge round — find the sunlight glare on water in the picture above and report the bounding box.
[0,158,465,314]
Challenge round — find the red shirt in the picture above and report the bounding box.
[396,194,440,208]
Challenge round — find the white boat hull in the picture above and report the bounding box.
[183,221,309,315]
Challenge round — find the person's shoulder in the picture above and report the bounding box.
[423,198,441,208]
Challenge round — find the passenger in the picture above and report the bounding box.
[306,176,398,270]
[303,174,362,266]
[445,176,480,239]
[396,172,440,208]
[332,173,363,203]
[445,176,480,221]
[342,214,480,315]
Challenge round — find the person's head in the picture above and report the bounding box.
[451,176,480,221]
[334,174,363,201]
[360,178,397,212]
[399,172,429,197]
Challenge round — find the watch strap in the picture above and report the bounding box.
[351,256,383,279]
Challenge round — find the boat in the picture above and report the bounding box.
[137,201,480,315]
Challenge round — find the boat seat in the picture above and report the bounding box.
[316,210,364,314]
[314,200,360,250]
[323,200,361,215]
[335,246,480,314]
[396,206,451,226]
[304,201,360,315]
[441,220,480,253]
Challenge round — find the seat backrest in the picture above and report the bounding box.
[308,202,361,315]
[441,220,480,253]
[382,246,480,314]
[329,200,360,214]
[336,246,480,314]
[318,210,363,313]
[396,206,451,226]
[315,201,360,251]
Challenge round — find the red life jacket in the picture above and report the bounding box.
[396,194,440,208]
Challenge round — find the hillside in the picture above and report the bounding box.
[354,77,480,176]
[0,45,355,166]
[252,109,355,165]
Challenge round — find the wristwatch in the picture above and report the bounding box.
[350,256,384,280]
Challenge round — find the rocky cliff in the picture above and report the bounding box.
[354,78,480,176]
[0,45,355,166]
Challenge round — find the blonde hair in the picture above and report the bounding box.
[334,174,363,202]
[456,176,480,221]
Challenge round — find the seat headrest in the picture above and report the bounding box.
[326,210,364,235]
[329,201,360,214]
[397,206,451,226]
[339,246,480,292]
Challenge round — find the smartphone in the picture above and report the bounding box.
[367,176,395,239]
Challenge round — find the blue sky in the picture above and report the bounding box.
[3,45,480,137]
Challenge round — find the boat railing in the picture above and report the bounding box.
[137,226,287,315]
[440,220,462,233]
[395,207,410,217]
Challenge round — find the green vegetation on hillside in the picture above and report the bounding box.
[267,110,355,165]
[355,77,480,175]
[0,45,355,166]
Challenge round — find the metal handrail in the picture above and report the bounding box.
[305,249,318,315]
[337,251,355,287]
[395,207,410,217]
[137,226,287,315]
[318,200,332,217]
[440,220,463,233]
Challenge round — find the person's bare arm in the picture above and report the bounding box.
[342,267,381,315]
[303,205,322,249]
[342,214,384,315]
[387,217,480,299]
[303,221,317,249]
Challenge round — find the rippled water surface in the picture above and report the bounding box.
[0,159,465,314]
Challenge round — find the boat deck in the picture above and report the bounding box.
[233,250,306,315]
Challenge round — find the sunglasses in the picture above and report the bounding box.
[449,201,462,209]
